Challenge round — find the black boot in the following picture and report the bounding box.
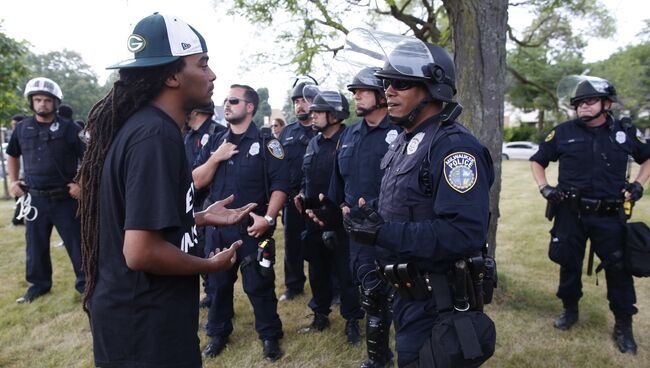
[262,338,282,362]
[345,319,361,346]
[202,336,228,358]
[299,313,330,333]
[613,315,637,354]
[553,300,579,330]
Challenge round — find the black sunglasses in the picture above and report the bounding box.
[223,97,249,105]
[382,78,420,91]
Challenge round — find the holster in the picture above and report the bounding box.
[545,201,557,221]
[380,263,432,301]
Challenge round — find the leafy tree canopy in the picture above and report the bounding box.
[0,26,30,125]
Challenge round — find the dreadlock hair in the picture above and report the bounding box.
[77,59,186,314]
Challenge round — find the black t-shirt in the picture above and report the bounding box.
[90,105,201,368]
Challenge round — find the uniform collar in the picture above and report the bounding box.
[317,124,345,142]
[224,122,259,141]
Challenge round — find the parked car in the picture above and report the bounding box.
[502,141,539,160]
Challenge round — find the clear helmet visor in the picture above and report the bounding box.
[310,90,345,112]
[302,85,322,104]
[335,28,434,79]
[557,75,612,108]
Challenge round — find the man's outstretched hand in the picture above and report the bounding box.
[206,240,241,272]
[196,195,257,227]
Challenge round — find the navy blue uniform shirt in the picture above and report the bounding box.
[302,126,345,199]
[195,123,289,215]
[6,115,84,189]
[376,116,494,270]
[184,119,226,168]
[531,116,650,199]
[279,121,315,193]
[328,115,401,206]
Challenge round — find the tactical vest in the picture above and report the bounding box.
[19,116,80,189]
[378,120,463,223]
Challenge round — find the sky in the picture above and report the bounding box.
[1,0,648,109]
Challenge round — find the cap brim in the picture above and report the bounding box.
[106,55,180,70]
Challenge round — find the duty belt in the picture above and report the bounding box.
[28,187,70,199]
[578,197,622,215]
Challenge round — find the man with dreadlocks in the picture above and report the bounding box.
[77,13,255,368]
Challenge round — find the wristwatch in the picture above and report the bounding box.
[264,215,276,226]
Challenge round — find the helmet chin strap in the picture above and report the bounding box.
[357,91,386,117]
[314,112,334,133]
[389,97,431,129]
[296,113,310,121]
[577,98,609,123]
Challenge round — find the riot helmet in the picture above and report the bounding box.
[347,67,386,115]
[374,41,456,103]
[24,77,63,110]
[569,77,617,106]
[290,75,319,101]
[557,75,617,123]
[309,90,350,122]
[291,75,319,121]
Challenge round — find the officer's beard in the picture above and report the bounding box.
[356,107,375,117]
[35,110,53,117]
[389,97,431,130]
[296,113,310,121]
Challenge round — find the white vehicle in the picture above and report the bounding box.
[502,141,539,160]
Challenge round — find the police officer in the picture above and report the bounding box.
[193,84,288,361]
[340,34,494,367]
[277,77,318,301]
[5,77,85,303]
[294,89,364,344]
[531,76,650,354]
[325,67,401,368]
[184,101,226,308]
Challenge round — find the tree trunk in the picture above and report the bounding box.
[443,0,509,257]
[537,109,545,132]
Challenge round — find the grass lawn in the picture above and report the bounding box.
[0,160,648,367]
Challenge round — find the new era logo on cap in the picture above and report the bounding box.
[107,12,207,69]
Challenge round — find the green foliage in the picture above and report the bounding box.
[24,50,108,122]
[589,42,650,121]
[503,124,537,142]
[253,87,273,126]
[0,28,31,125]
[505,0,615,126]
[282,95,296,124]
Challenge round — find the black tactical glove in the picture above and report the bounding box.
[540,185,562,203]
[311,196,344,231]
[625,181,644,202]
[343,205,385,246]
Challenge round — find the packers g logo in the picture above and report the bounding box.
[127,34,146,53]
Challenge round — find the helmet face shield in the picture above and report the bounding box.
[557,75,617,108]
[302,85,321,105]
[309,90,350,121]
[338,28,456,102]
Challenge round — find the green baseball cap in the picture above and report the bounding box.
[107,12,207,69]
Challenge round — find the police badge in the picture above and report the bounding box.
[267,139,285,159]
[444,152,477,193]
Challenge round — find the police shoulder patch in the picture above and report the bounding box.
[444,152,477,194]
[545,130,555,142]
[267,139,285,159]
